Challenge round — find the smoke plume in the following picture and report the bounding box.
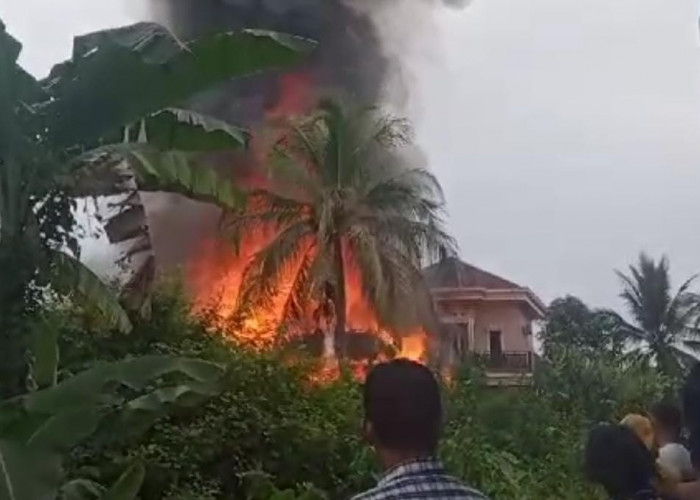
[138,0,465,272]
[147,0,465,123]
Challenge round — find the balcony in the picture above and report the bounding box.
[473,351,534,386]
[474,351,533,373]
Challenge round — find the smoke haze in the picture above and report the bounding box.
[140,0,465,272]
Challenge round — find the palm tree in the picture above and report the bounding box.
[225,100,456,358]
[616,253,700,375]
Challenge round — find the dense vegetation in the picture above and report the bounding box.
[42,282,672,500]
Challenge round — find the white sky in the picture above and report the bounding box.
[2,0,700,312]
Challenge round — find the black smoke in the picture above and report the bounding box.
[148,0,465,124]
[149,0,387,124]
[137,0,464,273]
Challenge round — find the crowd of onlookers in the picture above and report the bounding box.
[585,363,700,500]
[351,359,700,500]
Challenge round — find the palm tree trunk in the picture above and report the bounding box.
[322,326,335,359]
[332,236,347,359]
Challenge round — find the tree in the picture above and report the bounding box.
[541,295,627,359]
[615,253,700,375]
[226,100,456,357]
[0,20,312,394]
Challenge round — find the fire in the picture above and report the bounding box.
[399,332,428,362]
[189,232,427,354]
[186,68,429,378]
[266,72,317,120]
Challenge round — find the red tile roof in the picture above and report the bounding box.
[423,257,522,290]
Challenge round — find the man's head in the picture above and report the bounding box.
[363,359,442,458]
[651,401,683,444]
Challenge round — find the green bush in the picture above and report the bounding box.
[536,349,673,422]
[52,284,670,500]
[440,366,601,499]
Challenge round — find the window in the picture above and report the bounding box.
[489,330,503,355]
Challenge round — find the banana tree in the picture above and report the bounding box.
[0,328,226,500]
[0,19,313,393]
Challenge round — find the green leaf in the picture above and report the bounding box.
[128,149,244,209]
[60,479,104,500]
[100,382,224,442]
[47,251,132,334]
[133,108,248,151]
[23,356,223,414]
[124,382,223,412]
[25,408,102,451]
[30,324,58,389]
[0,20,21,64]
[0,409,47,443]
[101,462,145,500]
[0,440,62,500]
[270,490,297,500]
[42,23,315,148]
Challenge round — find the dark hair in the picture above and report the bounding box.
[363,359,442,454]
[650,401,683,440]
[683,362,700,467]
[584,424,656,499]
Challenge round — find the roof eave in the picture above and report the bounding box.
[431,286,546,320]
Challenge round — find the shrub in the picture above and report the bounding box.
[54,284,670,499]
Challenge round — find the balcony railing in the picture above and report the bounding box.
[473,352,533,373]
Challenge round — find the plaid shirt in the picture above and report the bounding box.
[351,458,487,500]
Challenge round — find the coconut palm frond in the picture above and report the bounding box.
[358,215,456,264]
[277,243,324,327]
[220,189,310,246]
[616,270,645,325]
[233,221,315,319]
[665,276,699,332]
[348,227,436,337]
[268,141,322,201]
[363,168,446,221]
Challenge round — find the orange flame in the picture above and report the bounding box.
[398,332,428,362]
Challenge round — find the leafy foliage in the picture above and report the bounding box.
[0,320,225,500]
[541,295,627,359]
[0,18,311,396]
[47,284,675,500]
[536,350,672,422]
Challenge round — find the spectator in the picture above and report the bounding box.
[620,414,656,450]
[674,363,700,499]
[620,413,679,495]
[584,423,659,500]
[683,362,700,471]
[352,359,487,500]
[650,402,694,481]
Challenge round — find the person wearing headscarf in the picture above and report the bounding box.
[619,413,680,496]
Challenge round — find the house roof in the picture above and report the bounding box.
[423,257,522,290]
[422,257,546,319]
